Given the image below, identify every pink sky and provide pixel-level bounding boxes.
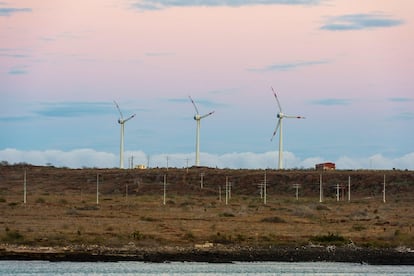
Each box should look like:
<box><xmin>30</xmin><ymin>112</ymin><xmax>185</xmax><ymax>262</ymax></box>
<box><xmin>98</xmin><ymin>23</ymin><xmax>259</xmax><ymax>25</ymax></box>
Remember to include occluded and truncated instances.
<box><xmin>1</xmin><ymin>0</ymin><xmax>413</xmax><ymax>169</ymax></box>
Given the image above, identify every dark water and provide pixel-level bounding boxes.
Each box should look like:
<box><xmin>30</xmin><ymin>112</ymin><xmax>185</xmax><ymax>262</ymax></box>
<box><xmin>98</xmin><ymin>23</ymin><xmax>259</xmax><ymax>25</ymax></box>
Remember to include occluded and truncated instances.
<box><xmin>0</xmin><ymin>261</ymin><xmax>413</xmax><ymax>275</ymax></box>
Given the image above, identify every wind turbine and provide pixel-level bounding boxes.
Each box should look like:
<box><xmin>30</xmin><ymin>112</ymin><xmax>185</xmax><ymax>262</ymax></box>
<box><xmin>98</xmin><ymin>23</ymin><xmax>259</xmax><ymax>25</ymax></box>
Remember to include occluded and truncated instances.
<box><xmin>270</xmin><ymin>87</ymin><xmax>305</xmax><ymax>170</ymax></box>
<box><xmin>114</xmin><ymin>101</ymin><xmax>135</xmax><ymax>169</ymax></box>
<box><xmin>189</xmin><ymin>96</ymin><xmax>214</xmax><ymax>167</ymax></box>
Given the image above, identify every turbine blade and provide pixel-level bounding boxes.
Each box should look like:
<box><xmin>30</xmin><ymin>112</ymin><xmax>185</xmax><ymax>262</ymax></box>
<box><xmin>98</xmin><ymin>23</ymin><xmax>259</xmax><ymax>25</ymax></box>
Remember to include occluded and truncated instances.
<box><xmin>188</xmin><ymin>96</ymin><xmax>199</xmax><ymax>114</ymax></box>
<box><xmin>200</xmin><ymin>111</ymin><xmax>215</xmax><ymax>119</ymax></box>
<box><xmin>271</xmin><ymin>119</ymin><xmax>281</xmax><ymax>141</ymax></box>
<box><xmin>285</xmin><ymin>114</ymin><xmax>306</xmax><ymax>119</ymax></box>
<box><xmin>123</xmin><ymin>114</ymin><xmax>136</xmax><ymax>123</ymax></box>
<box><xmin>113</xmin><ymin>100</ymin><xmax>124</xmax><ymax>119</ymax></box>
<box><xmin>271</xmin><ymin>87</ymin><xmax>283</xmax><ymax>112</ymax></box>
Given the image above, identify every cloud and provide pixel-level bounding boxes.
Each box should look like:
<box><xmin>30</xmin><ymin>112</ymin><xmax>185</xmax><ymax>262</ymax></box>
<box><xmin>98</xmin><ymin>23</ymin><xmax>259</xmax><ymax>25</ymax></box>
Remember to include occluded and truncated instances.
<box><xmin>8</xmin><ymin>67</ymin><xmax>28</xmax><ymax>75</ymax></box>
<box><xmin>131</xmin><ymin>0</ymin><xmax>324</xmax><ymax>10</ymax></box>
<box><xmin>311</xmin><ymin>98</ymin><xmax>352</xmax><ymax>106</ymax></box>
<box><xmin>34</xmin><ymin>102</ymin><xmax>114</xmax><ymax>118</ymax></box>
<box><xmin>0</xmin><ymin>53</ymin><xmax>29</xmax><ymax>58</ymax></box>
<box><xmin>0</xmin><ymin>48</ymin><xmax>31</xmax><ymax>60</ymax></box>
<box><xmin>389</xmin><ymin>97</ymin><xmax>414</xmax><ymax>103</ymax></box>
<box><xmin>0</xmin><ymin>148</ymin><xmax>117</xmax><ymax>168</ymax></box>
<box><xmin>0</xmin><ymin>115</ymin><xmax>34</xmax><ymax>122</ymax></box>
<box><xmin>321</xmin><ymin>13</ymin><xmax>404</xmax><ymax>31</ymax></box>
<box><xmin>1</xmin><ymin>148</ymin><xmax>413</xmax><ymax>170</ymax></box>
<box><xmin>0</xmin><ymin>7</ymin><xmax>32</xmax><ymax>16</ymax></box>
<box><xmin>336</xmin><ymin>153</ymin><xmax>414</xmax><ymax>170</ymax></box>
<box><xmin>393</xmin><ymin>112</ymin><xmax>414</xmax><ymax>121</ymax></box>
<box><xmin>249</xmin><ymin>60</ymin><xmax>329</xmax><ymax>72</ymax></box>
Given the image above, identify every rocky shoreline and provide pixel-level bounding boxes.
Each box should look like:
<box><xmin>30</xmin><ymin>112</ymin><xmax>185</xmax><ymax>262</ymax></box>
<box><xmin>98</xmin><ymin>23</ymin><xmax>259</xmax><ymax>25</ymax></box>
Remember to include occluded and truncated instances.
<box><xmin>1</xmin><ymin>244</ymin><xmax>413</xmax><ymax>265</ymax></box>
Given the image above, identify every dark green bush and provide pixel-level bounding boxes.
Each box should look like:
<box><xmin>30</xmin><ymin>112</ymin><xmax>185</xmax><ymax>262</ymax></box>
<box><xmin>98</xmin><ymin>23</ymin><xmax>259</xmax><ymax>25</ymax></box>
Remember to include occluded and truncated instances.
<box><xmin>2</xmin><ymin>229</ymin><xmax>24</xmax><ymax>242</ymax></box>
<box><xmin>310</xmin><ymin>233</ymin><xmax>348</xmax><ymax>245</ymax></box>
<box><xmin>219</xmin><ymin>212</ymin><xmax>235</xmax><ymax>217</ymax></box>
<box><xmin>261</xmin><ymin>216</ymin><xmax>286</xmax><ymax>223</ymax></box>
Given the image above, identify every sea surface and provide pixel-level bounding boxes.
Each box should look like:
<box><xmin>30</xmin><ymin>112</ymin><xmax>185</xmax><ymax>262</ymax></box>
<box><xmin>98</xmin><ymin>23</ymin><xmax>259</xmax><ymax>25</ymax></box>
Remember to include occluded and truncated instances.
<box><xmin>0</xmin><ymin>261</ymin><xmax>413</xmax><ymax>275</ymax></box>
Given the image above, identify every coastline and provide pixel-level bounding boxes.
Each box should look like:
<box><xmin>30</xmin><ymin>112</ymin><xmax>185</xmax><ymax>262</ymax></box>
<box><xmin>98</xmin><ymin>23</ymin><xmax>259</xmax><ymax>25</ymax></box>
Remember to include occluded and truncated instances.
<box><xmin>1</xmin><ymin>244</ymin><xmax>413</xmax><ymax>265</ymax></box>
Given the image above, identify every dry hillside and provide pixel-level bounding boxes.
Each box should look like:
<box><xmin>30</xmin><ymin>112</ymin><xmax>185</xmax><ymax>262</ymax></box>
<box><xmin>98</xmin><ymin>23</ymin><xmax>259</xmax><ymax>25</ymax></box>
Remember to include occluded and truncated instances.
<box><xmin>0</xmin><ymin>165</ymin><xmax>413</xmax><ymax>249</ymax></box>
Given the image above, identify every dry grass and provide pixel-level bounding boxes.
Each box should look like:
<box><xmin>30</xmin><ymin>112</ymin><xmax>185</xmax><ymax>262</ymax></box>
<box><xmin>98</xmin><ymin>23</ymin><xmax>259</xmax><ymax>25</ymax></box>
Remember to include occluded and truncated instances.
<box><xmin>1</xmin><ymin>193</ymin><xmax>413</xmax><ymax>248</ymax></box>
<box><xmin>0</xmin><ymin>165</ymin><xmax>413</xmax><ymax>249</ymax></box>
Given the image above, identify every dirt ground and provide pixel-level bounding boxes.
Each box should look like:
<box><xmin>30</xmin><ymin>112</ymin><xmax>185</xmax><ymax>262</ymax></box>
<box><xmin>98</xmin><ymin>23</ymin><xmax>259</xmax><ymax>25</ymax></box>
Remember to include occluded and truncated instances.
<box><xmin>0</xmin><ymin>165</ymin><xmax>413</xmax><ymax>249</ymax></box>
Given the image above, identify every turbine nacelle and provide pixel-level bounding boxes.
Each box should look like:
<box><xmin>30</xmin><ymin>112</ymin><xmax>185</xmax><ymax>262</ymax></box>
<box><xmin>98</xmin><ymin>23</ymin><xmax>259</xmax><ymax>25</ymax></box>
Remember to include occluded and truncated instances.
<box><xmin>118</xmin><ymin>114</ymin><xmax>136</xmax><ymax>124</ymax></box>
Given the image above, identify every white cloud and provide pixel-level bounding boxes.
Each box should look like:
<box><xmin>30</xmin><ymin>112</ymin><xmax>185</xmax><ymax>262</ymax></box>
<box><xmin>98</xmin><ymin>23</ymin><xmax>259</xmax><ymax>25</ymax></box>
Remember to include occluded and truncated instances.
<box><xmin>0</xmin><ymin>148</ymin><xmax>117</xmax><ymax>168</ymax></box>
<box><xmin>336</xmin><ymin>153</ymin><xmax>414</xmax><ymax>170</ymax></box>
<box><xmin>1</xmin><ymin>148</ymin><xmax>413</xmax><ymax>170</ymax></box>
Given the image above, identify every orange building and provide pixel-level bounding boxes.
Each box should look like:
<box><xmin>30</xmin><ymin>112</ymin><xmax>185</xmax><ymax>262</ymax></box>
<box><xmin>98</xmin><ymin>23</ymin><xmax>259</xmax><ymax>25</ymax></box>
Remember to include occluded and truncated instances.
<box><xmin>315</xmin><ymin>162</ymin><xmax>336</xmax><ymax>171</ymax></box>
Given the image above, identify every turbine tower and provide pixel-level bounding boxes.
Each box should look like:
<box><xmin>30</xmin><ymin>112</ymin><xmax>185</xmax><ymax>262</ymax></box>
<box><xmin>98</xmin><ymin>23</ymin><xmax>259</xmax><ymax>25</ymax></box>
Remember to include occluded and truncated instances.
<box><xmin>189</xmin><ymin>96</ymin><xmax>214</xmax><ymax>167</ymax></box>
<box><xmin>114</xmin><ymin>101</ymin><xmax>135</xmax><ymax>169</ymax></box>
<box><xmin>270</xmin><ymin>87</ymin><xmax>305</xmax><ymax>170</ymax></box>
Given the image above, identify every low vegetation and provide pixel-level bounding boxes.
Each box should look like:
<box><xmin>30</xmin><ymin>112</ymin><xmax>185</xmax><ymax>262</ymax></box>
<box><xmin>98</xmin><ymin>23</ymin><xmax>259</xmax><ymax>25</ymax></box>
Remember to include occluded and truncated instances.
<box><xmin>310</xmin><ymin>233</ymin><xmax>348</xmax><ymax>246</ymax></box>
<box><xmin>0</xmin><ymin>165</ymin><xmax>413</xmax><ymax>249</ymax></box>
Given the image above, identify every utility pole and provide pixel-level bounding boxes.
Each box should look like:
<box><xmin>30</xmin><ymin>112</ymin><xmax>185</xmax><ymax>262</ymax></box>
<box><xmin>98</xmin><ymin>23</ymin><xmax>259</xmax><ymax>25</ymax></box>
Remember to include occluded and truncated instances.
<box><xmin>218</xmin><ymin>186</ymin><xmax>222</xmax><ymax>202</ymax></box>
<box><xmin>163</xmin><ymin>174</ymin><xmax>167</xmax><ymax>205</ymax></box>
<box><xmin>129</xmin><ymin>155</ymin><xmax>134</xmax><ymax>169</ymax></box>
<box><xmin>125</xmin><ymin>184</ymin><xmax>128</xmax><ymax>202</ymax></box>
<box><xmin>185</xmin><ymin>158</ymin><xmax>189</xmax><ymax>173</ymax></box>
<box><xmin>383</xmin><ymin>174</ymin><xmax>386</xmax><ymax>203</ymax></box>
<box><xmin>336</xmin><ymin>184</ymin><xmax>340</xmax><ymax>202</ymax></box>
<box><xmin>348</xmin><ymin>176</ymin><xmax>351</xmax><ymax>202</ymax></box>
<box><xmin>263</xmin><ymin>171</ymin><xmax>267</xmax><ymax>205</ymax></box>
<box><xmin>200</xmin><ymin>172</ymin><xmax>204</xmax><ymax>189</ymax></box>
<box><xmin>225</xmin><ymin>177</ymin><xmax>229</xmax><ymax>205</ymax></box>
<box><xmin>319</xmin><ymin>174</ymin><xmax>323</xmax><ymax>203</ymax></box>
<box><xmin>293</xmin><ymin>184</ymin><xmax>301</xmax><ymax>201</ymax></box>
<box><xmin>23</xmin><ymin>169</ymin><xmax>27</xmax><ymax>205</ymax></box>
<box><xmin>259</xmin><ymin>182</ymin><xmax>263</xmax><ymax>199</ymax></box>
<box><xmin>96</xmin><ymin>173</ymin><xmax>101</xmax><ymax>205</ymax></box>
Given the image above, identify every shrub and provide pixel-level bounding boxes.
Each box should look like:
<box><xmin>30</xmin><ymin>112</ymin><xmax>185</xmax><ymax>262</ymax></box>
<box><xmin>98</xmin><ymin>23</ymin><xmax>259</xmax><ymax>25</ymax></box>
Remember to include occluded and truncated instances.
<box><xmin>235</xmin><ymin>233</ymin><xmax>247</xmax><ymax>242</ymax></box>
<box><xmin>210</xmin><ymin>232</ymin><xmax>233</xmax><ymax>244</ymax></box>
<box><xmin>261</xmin><ymin>216</ymin><xmax>286</xmax><ymax>223</ymax></box>
<box><xmin>59</xmin><ymin>199</ymin><xmax>68</xmax><ymax>205</ymax></box>
<box><xmin>76</xmin><ymin>205</ymin><xmax>99</xmax><ymax>211</ymax></box>
<box><xmin>183</xmin><ymin>231</ymin><xmax>195</xmax><ymax>241</ymax></box>
<box><xmin>316</xmin><ymin>204</ymin><xmax>330</xmax><ymax>211</ymax></box>
<box><xmin>2</xmin><ymin>229</ymin><xmax>24</xmax><ymax>242</ymax></box>
<box><xmin>65</xmin><ymin>208</ymin><xmax>79</xmax><ymax>216</ymax></box>
<box><xmin>180</xmin><ymin>201</ymin><xmax>193</xmax><ymax>207</ymax></box>
<box><xmin>140</xmin><ymin>216</ymin><xmax>159</xmax><ymax>222</ymax></box>
<box><xmin>132</xmin><ymin>230</ymin><xmax>145</xmax><ymax>240</ymax></box>
<box><xmin>35</xmin><ymin>197</ymin><xmax>45</xmax><ymax>204</ymax></box>
<box><xmin>352</xmin><ymin>224</ymin><xmax>366</xmax><ymax>231</ymax></box>
<box><xmin>219</xmin><ymin>212</ymin><xmax>235</xmax><ymax>218</ymax></box>
<box><xmin>310</xmin><ymin>233</ymin><xmax>348</xmax><ymax>245</ymax></box>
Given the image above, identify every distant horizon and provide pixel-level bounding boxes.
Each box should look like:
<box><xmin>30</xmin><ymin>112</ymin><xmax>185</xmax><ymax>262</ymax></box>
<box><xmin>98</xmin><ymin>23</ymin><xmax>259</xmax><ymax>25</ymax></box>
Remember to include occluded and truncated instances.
<box><xmin>1</xmin><ymin>148</ymin><xmax>412</xmax><ymax>171</ymax></box>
